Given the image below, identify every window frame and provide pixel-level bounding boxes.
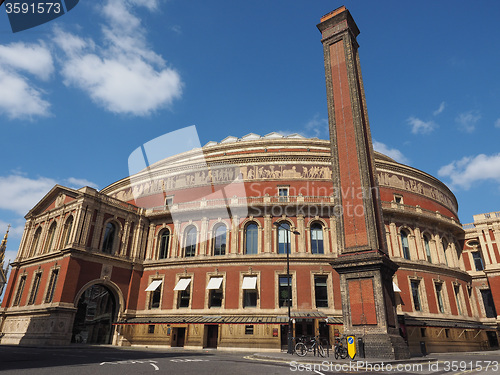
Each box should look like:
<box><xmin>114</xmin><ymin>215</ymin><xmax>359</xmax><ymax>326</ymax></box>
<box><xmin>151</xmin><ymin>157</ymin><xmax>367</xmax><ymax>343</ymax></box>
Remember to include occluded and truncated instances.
<box><xmin>240</xmin><ymin>273</ymin><xmax>259</xmax><ymax>309</ymax></box>
<box><xmin>423</xmin><ymin>234</ymin><xmax>432</xmax><ymax>263</ymax></box>
<box><xmin>277</xmin><ymin>222</ymin><xmax>291</xmax><ymax>254</ymax></box>
<box><xmin>442</xmin><ymin>238</ymin><xmax>450</xmax><ymax>266</ymax></box>
<box><xmin>400</xmin><ymin>230</ymin><xmax>411</xmax><ymax>260</ymax></box>
<box><xmin>244</xmin><ymin>222</ymin><xmax>259</xmax><ymax>255</ymax></box>
<box><xmin>62</xmin><ymin>216</ymin><xmax>74</xmax><ymax>247</ymax></box>
<box><xmin>310</xmin><ymin>223</ymin><xmax>324</xmax><ymax>254</ymax></box>
<box><xmin>277</xmin><ymin>186</ymin><xmax>289</xmax><ymax>202</ymax></box>
<box><xmin>147</xmin><ymin>278</ymin><xmax>163</xmax><ymax>309</ymax></box>
<box><xmin>31</xmin><ymin>227</ymin><xmax>42</xmax><ymax>257</ymax></box>
<box><xmin>454</xmin><ymin>284</ymin><xmax>463</xmax><ymax>315</ymax></box>
<box><xmin>174</xmin><ymin>276</ymin><xmax>193</xmax><ymax>309</ymax></box>
<box><xmin>44</xmin><ymin>268</ymin><xmax>59</xmax><ymax>303</ymax></box>
<box><xmin>410</xmin><ymin>279</ymin><xmax>422</xmax><ymax>312</ymax></box>
<box><xmin>13</xmin><ymin>274</ymin><xmax>27</xmax><ymax>306</ymax></box>
<box><xmin>183</xmin><ymin>226</ymin><xmax>197</xmax><ymax>258</ymax></box>
<box><xmin>158</xmin><ymin>229</ymin><xmax>170</xmax><ymax>260</ymax></box>
<box><xmin>472</xmin><ymin>251</ymin><xmax>484</xmax><ymax>271</ymax></box>
<box><xmin>28</xmin><ymin>272</ymin><xmax>42</xmax><ymax>305</ymax></box>
<box><xmin>278</xmin><ymin>275</ymin><xmax>293</xmax><ymax>308</ymax></box>
<box><xmin>212</xmin><ymin>224</ymin><xmax>227</xmax><ymax>256</ymax></box>
<box><xmin>102</xmin><ymin>221</ymin><xmax>117</xmax><ymax>254</ymax></box>
<box><xmin>313</xmin><ymin>275</ymin><xmax>329</xmax><ymax>308</ymax></box>
<box><xmin>44</xmin><ymin>222</ymin><xmax>57</xmax><ymax>253</ymax></box>
<box><xmin>435</xmin><ymin>282</ymin><xmax>445</xmax><ymax>314</ymax></box>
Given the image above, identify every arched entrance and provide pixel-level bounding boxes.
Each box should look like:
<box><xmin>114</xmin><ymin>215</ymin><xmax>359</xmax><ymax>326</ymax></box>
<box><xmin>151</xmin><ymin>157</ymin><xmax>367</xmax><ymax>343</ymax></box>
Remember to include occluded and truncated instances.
<box><xmin>71</xmin><ymin>284</ymin><xmax>116</xmax><ymax>344</ymax></box>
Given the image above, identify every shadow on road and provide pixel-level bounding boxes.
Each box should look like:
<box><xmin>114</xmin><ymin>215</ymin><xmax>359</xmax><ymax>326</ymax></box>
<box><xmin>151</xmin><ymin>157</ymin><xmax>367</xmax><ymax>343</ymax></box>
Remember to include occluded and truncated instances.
<box><xmin>0</xmin><ymin>345</ymin><xmax>215</xmax><ymax>371</ymax></box>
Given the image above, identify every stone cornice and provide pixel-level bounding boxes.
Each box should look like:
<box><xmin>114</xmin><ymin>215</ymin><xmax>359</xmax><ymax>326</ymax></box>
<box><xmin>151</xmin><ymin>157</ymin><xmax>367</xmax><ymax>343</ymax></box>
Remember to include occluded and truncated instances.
<box><xmin>394</xmin><ymin>259</ymin><xmax>471</xmax><ymax>281</ymax></box>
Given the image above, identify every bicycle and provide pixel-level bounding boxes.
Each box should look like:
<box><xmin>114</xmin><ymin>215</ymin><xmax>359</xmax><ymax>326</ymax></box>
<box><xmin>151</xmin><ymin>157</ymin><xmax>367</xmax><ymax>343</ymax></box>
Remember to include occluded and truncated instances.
<box><xmin>294</xmin><ymin>336</ymin><xmax>325</xmax><ymax>357</ymax></box>
<box><xmin>334</xmin><ymin>336</ymin><xmax>348</xmax><ymax>359</ymax></box>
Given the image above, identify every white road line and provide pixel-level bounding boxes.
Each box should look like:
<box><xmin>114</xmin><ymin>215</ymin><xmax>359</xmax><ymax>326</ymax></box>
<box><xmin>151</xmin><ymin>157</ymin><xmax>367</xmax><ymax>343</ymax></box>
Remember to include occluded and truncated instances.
<box><xmin>150</xmin><ymin>362</ymin><xmax>159</xmax><ymax>370</ymax></box>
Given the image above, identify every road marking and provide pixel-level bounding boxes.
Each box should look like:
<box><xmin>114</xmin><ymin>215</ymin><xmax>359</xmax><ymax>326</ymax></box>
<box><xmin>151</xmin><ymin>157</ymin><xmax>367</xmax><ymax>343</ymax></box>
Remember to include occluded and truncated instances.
<box><xmin>100</xmin><ymin>359</ymin><xmax>159</xmax><ymax>370</ymax></box>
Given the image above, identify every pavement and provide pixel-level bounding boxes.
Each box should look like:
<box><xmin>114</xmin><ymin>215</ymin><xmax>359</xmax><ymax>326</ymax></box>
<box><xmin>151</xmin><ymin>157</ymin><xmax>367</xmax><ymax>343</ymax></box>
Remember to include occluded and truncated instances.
<box><xmin>250</xmin><ymin>350</ymin><xmax>437</xmax><ymax>366</ymax></box>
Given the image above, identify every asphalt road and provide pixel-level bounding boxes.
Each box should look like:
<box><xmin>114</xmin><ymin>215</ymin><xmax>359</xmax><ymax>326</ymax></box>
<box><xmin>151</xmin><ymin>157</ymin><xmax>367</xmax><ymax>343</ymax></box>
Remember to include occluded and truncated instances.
<box><xmin>0</xmin><ymin>345</ymin><xmax>499</xmax><ymax>375</ymax></box>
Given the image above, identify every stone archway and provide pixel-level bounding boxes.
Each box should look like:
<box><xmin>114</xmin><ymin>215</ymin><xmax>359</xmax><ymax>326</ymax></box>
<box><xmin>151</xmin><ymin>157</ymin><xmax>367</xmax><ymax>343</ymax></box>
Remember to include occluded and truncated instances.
<box><xmin>71</xmin><ymin>284</ymin><xmax>117</xmax><ymax>344</ymax></box>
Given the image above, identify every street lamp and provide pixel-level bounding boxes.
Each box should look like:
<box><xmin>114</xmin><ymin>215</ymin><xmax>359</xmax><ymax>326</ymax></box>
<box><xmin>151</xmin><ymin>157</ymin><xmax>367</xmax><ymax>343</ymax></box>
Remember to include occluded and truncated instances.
<box><xmin>273</xmin><ymin>221</ymin><xmax>300</xmax><ymax>354</ymax></box>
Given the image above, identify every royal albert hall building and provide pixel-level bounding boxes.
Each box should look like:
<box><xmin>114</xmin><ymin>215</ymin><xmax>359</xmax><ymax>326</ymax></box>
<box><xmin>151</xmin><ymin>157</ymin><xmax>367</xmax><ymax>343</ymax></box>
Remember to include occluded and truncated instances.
<box><xmin>0</xmin><ymin>133</ymin><xmax>499</xmax><ymax>355</ymax></box>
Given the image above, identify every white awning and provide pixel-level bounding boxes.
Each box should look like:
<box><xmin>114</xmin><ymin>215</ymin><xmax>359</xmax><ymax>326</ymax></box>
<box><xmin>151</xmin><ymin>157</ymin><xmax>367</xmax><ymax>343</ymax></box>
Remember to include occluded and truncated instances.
<box><xmin>242</xmin><ymin>276</ymin><xmax>257</xmax><ymax>290</ymax></box>
<box><xmin>174</xmin><ymin>278</ymin><xmax>191</xmax><ymax>291</ymax></box>
<box><xmin>393</xmin><ymin>282</ymin><xmax>401</xmax><ymax>293</ymax></box>
<box><xmin>206</xmin><ymin>277</ymin><xmax>223</xmax><ymax>290</ymax></box>
<box><xmin>145</xmin><ymin>280</ymin><xmax>162</xmax><ymax>292</ymax></box>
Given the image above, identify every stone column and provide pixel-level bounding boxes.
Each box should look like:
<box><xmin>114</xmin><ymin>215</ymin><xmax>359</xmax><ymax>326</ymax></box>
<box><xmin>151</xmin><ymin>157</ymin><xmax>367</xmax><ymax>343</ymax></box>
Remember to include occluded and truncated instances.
<box><xmin>297</xmin><ymin>215</ymin><xmax>306</xmax><ymax>253</ymax></box>
<box><xmin>199</xmin><ymin>217</ymin><xmax>209</xmax><ymax>256</ymax></box>
<box><xmin>264</xmin><ymin>215</ymin><xmax>272</xmax><ymax>253</ymax></box>
<box><xmin>230</xmin><ymin>216</ymin><xmax>239</xmax><ymax>255</ymax></box>
<box><xmin>413</xmin><ymin>227</ymin><xmax>424</xmax><ymax>261</ymax></box>
<box><xmin>389</xmin><ymin>222</ymin><xmax>400</xmax><ymax>258</ymax></box>
<box><xmin>91</xmin><ymin>211</ymin><xmax>105</xmax><ymax>250</ymax></box>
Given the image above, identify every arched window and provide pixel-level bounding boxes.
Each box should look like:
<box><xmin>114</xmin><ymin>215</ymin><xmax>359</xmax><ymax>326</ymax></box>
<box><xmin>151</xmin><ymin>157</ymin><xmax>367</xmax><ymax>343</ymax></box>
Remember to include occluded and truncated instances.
<box><xmin>158</xmin><ymin>229</ymin><xmax>170</xmax><ymax>259</ymax></box>
<box><xmin>184</xmin><ymin>226</ymin><xmax>197</xmax><ymax>257</ymax></box>
<box><xmin>245</xmin><ymin>223</ymin><xmax>258</xmax><ymax>255</ymax></box>
<box><xmin>401</xmin><ymin>230</ymin><xmax>411</xmax><ymax>260</ymax></box>
<box><xmin>102</xmin><ymin>222</ymin><xmax>116</xmax><ymax>254</ymax></box>
<box><xmin>442</xmin><ymin>238</ymin><xmax>449</xmax><ymax>266</ymax></box>
<box><xmin>31</xmin><ymin>227</ymin><xmax>42</xmax><ymax>257</ymax></box>
<box><xmin>423</xmin><ymin>235</ymin><xmax>432</xmax><ymax>263</ymax></box>
<box><xmin>213</xmin><ymin>225</ymin><xmax>226</xmax><ymax>256</ymax></box>
<box><xmin>44</xmin><ymin>222</ymin><xmax>57</xmax><ymax>253</ymax></box>
<box><xmin>277</xmin><ymin>222</ymin><xmax>291</xmax><ymax>254</ymax></box>
<box><xmin>310</xmin><ymin>223</ymin><xmax>324</xmax><ymax>254</ymax></box>
<box><xmin>62</xmin><ymin>216</ymin><xmax>73</xmax><ymax>246</ymax></box>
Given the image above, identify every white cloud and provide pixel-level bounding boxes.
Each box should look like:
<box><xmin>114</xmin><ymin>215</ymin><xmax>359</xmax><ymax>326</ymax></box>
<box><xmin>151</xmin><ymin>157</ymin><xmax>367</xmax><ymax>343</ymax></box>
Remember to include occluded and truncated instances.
<box><xmin>0</xmin><ymin>42</ymin><xmax>54</xmax><ymax>81</ymax></box>
<box><xmin>0</xmin><ymin>41</ymin><xmax>54</xmax><ymax>120</ymax></box>
<box><xmin>407</xmin><ymin>116</ymin><xmax>436</xmax><ymax>134</ymax></box>
<box><xmin>373</xmin><ymin>140</ymin><xmax>409</xmax><ymax>164</ymax></box>
<box><xmin>304</xmin><ymin>115</ymin><xmax>329</xmax><ymax>138</ymax></box>
<box><xmin>0</xmin><ymin>68</ymin><xmax>52</xmax><ymax>120</ymax></box>
<box><xmin>456</xmin><ymin>110</ymin><xmax>481</xmax><ymax>133</ymax></box>
<box><xmin>438</xmin><ymin>153</ymin><xmax>500</xmax><ymax>190</ymax></box>
<box><xmin>53</xmin><ymin>0</ymin><xmax>182</xmax><ymax>116</ymax></box>
<box><xmin>0</xmin><ymin>174</ymin><xmax>57</xmax><ymax>216</ymax></box>
<box><xmin>494</xmin><ymin>118</ymin><xmax>500</xmax><ymax>128</ymax></box>
<box><xmin>66</xmin><ymin>177</ymin><xmax>99</xmax><ymax>189</ymax></box>
<box><xmin>0</xmin><ymin>174</ymin><xmax>98</xmax><ymax>216</ymax></box>
<box><xmin>433</xmin><ymin>101</ymin><xmax>446</xmax><ymax>116</ymax></box>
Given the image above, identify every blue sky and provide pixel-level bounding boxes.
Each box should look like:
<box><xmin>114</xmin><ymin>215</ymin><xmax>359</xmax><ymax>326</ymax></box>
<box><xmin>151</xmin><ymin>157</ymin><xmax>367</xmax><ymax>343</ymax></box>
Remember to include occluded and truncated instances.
<box><xmin>1</xmin><ymin>0</ymin><xmax>500</xmax><ymax>272</ymax></box>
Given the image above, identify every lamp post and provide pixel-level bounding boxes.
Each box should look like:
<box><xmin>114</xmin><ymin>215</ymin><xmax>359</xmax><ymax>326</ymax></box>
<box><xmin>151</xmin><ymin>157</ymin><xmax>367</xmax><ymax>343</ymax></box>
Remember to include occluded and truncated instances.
<box><xmin>274</xmin><ymin>221</ymin><xmax>300</xmax><ymax>354</ymax></box>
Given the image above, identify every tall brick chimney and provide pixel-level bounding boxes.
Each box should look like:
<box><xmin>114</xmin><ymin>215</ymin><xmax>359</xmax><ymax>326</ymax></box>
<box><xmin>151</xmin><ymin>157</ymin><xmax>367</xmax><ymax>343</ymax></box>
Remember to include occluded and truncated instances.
<box><xmin>318</xmin><ymin>6</ymin><xmax>410</xmax><ymax>359</ymax></box>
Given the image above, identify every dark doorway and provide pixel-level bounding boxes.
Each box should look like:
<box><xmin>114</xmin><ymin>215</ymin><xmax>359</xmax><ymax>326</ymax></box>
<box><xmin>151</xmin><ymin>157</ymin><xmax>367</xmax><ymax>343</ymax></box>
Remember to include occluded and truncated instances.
<box><xmin>318</xmin><ymin>321</ymin><xmax>330</xmax><ymax>348</ymax></box>
<box><xmin>295</xmin><ymin>319</ymin><xmax>314</xmax><ymax>339</ymax></box>
<box><xmin>172</xmin><ymin>327</ymin><xmax>186</xmax><ymax>347</ymax></box>
<box><xmin>205</xmin><ymin>325</ymin><xmax>218</xmax><ymax>348</ymax></box>
<box><xmin>71</xmin><ymin>284</ymin><xmax>116</xmax><ymax>344</ymax></box>
<box><xmin>280</xmin><ymin>324</ymin><xmax>290</xmax><ymax>350</ymax></box>
<box><xmin>487</xmin><ymin>331</ymin><xmax>499</xmax><ymax>348</ymax></box>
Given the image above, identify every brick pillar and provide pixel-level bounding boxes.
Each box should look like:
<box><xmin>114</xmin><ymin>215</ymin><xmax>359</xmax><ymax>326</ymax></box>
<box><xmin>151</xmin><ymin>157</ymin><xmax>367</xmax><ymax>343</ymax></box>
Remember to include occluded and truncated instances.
<box><xmin>318</xmin><ymin>6</ymin><xmax>409</xmax><ymax>359</ymax></box>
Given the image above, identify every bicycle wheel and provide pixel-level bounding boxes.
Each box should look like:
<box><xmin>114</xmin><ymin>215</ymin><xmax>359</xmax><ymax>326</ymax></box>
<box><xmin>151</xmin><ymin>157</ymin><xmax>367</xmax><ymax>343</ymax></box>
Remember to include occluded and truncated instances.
<box><xmin>295</xmin><ymin>342</ymin><xmax>307</xmax><ymax>357</ymax></box>
<box><xmin>317</xmin><ymin>343</ymin><xmax>326</xmax><ymax>357</ymax></box>
<box><xmin>340</xmin><ymin>346</ymin><xmax>348</xmax><ymax>359</ymax></box>
<box><xmin>334</xmin><ymin>346</ymin><xmax>339</xmax><ymax>359</ymax></box>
